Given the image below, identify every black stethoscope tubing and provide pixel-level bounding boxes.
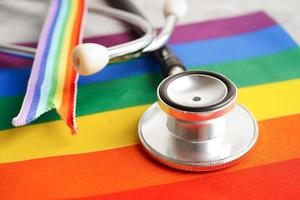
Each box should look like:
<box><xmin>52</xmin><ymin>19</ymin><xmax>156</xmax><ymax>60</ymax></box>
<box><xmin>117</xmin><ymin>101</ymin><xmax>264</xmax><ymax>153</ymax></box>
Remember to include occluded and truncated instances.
<box><xmin>106</xmin><ymin>0</ymin><xmax>186</xmax><ymax>77</ymax></box>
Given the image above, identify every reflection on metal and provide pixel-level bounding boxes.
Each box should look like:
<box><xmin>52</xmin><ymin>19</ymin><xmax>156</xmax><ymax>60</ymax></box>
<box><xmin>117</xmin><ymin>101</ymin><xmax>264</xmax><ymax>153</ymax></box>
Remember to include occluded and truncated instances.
<box><xmin>139</xmin><ymin>71</ymin><xmax>258</xmax><ymax>171</ymax></box>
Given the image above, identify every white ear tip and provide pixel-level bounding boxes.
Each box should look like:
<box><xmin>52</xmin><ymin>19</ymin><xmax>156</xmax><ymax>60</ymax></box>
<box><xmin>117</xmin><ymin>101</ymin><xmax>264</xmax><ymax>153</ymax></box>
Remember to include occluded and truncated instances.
<box><xmin>164</xmin><ymin>0</ymin><xmax>188</xmax><ymax>19</ymax></box>
<box><xmin>72</xmin><ymin>43</ymin><xmax>109</xmax><ymax>76</ymax></box>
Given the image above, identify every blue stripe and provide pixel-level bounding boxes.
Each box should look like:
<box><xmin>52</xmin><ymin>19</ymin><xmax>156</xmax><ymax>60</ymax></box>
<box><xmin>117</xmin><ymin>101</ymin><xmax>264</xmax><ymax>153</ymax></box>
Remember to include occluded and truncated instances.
<box><xmin>173</xmin><ymin>25</ymin><xmax>297</xmax><ymax>66</ymax></box>
<box><xmin>0</xmin><ymin>25</ymin><xmax>297</xmax><ymax>97</ymax></box>
<box><xmin>26</xmin><ymin>0</ymin><xmax>62</xmax><ymax>123</ymax></box>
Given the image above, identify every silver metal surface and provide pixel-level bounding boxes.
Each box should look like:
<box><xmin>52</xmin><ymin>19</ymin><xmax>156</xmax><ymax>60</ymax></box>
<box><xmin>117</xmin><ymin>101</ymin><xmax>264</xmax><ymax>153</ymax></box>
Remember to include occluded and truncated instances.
<box><xmin>166</xmin><ymin>74</ymin><xmax>228</xmax><ymax>108</ymax></box>
<box><xmin>0</xmin><ymin>44</ymin><xmax>35</xmax><ymax>58</ymax></box>
<box><xmin>138</xmin><ymin>103</ymin><xmax>258</xmax><ymax>171</ymax></box>
<box><xmin>168</xmin><ymin>66</ymin><xmax>185</xmax><ymax>76</ymax></box>
<box><xmin>167</xmin><ymin>115</ymin><xmax>226</xmax><ymax>141</ymax></box>
<box><xmin>142</xmin><ymin>15</ymin><xmax>177</xmax><ymax>52</ymax></box>
<box><xmin>89</xmin><ymin>6</ymin><xmax>154</xmax><ymax>59</ymax></box>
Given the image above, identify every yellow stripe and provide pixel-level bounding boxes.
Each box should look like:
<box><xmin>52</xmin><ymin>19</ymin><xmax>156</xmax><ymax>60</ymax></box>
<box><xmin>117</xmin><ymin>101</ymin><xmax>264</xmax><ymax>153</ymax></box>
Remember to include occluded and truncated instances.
<box><xmin>54</xmin><ymin>1</ymin><xmax>78</xmax><ymax>108</ymax></box>
<box><xmin>1</xmin><ymin>79</ymin><xmax>300</xmax><ymax>163</ymax></box>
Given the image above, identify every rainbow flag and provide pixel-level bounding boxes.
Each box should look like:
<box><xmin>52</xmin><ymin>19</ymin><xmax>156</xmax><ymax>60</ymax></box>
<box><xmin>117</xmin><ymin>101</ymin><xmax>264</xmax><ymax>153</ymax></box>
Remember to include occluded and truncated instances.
<box><xmin>0</xmin><ymin>11</ymin><xmax>299</xmax><ymax>199</ymax></box>
<box><xmin>12</xmin><ymin>0</ymin><xmax>87</xmax><ymax>133</ymax></box>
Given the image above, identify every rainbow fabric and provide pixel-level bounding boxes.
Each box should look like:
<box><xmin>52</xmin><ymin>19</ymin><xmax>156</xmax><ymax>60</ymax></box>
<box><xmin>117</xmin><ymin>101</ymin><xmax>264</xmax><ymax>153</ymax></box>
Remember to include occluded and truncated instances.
<box><xmin>12</xmin><ymin>0</ymin><xmax>87</xmax><ymax>133</ymax></box>
<box><xmin>0</xmin><ymin>11</ymin><xmax>299</xmax><ymax>199</ymax></box>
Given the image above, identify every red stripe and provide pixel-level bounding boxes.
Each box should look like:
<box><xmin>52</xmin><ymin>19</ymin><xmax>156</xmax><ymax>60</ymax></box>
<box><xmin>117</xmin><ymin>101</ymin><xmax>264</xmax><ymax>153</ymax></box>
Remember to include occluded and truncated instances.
<box><xmin>58</xmin><ymin>0</ymin><xmax>85</xmax><ymax>132</ymax></box>
<box><xmin>71</xmin><ymin>158</ymin><xmax>300</xmax><ymax>200</ymax></box>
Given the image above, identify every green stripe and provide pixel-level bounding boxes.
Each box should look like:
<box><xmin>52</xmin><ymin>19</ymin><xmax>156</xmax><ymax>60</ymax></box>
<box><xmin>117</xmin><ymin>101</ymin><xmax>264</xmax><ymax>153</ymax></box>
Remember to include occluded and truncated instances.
<box><xmin>47</xmin><ymin>0</ymin><xmax>71</xmax><ymax>107</ymax></box>
<box><xmin>1</xmin><ymin>48</ymin><xmax>300</xmax><ymax>131</ymax></box>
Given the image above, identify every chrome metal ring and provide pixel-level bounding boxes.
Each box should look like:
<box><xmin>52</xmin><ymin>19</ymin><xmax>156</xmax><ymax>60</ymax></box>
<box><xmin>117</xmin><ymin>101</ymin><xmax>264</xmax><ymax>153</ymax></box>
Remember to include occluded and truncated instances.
<box><xmin>138</xmin><ymin>70</ymin><xmax>258</xmax><ymax>171</ymax></box>
<box><xmin>158</xmin><ymin>71</ymin><xmax>236</xmax><ymax>112</ymax></box>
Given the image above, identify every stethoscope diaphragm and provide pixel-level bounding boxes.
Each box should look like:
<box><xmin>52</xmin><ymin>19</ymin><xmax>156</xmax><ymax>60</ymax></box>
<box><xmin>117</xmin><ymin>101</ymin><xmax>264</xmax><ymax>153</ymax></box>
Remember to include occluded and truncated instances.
<box><xmin>138</xmin><ymin>71</ymin><xmax>258</xmax><ymax>171</ymax></box>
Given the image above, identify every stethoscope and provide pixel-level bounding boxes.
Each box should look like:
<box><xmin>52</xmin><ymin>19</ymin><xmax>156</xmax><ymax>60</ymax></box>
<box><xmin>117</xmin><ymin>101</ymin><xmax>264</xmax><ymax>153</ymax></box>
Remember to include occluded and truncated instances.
<box><xmin>0</xmin><ymin>0</ymin><xmax>258</xmax><ymax>172</ymax></box>
<box><xmin>0</xmin><ymin>0</ymin><xmax>186</xmax><ymax>74</ymax></box>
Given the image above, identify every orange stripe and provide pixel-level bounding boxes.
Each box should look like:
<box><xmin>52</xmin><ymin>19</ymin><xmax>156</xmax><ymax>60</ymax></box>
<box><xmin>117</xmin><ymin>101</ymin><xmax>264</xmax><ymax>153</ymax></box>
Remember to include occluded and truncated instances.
<box><xmin>0</xmin><ymin>114</ymin><xmax>299</xmax><ymax>199</ymax></box>
<box><xmin>71</xmin><ymin>158</ymin><xmax>300</xmax><ymax>200</ymax></box>
<box><xmin>59</xmin><ymin>0</ymin><xmax>82</xmax><ymax>113</ymax></box>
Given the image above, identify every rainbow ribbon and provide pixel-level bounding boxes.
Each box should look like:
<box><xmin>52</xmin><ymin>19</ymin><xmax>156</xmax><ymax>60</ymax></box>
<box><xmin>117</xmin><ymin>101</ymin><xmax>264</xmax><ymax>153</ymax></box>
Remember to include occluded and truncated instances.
<box><xmin>12</xmin><ymin>0</ymin><xmax>87</xmax><ymax>133</ymax></box>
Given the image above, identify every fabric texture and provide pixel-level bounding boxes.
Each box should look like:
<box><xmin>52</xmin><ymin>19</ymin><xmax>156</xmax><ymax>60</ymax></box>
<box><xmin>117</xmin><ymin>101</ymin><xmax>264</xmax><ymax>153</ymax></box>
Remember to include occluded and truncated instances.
<box><xmin>0</xmin><ymin>6</ymin><xmax>299</xmax><ymax>200</ymax></box>
<box><xmin>11</xmin><ymin>0</ymin><xmax>87</xmax><ymax>133</ymax></box>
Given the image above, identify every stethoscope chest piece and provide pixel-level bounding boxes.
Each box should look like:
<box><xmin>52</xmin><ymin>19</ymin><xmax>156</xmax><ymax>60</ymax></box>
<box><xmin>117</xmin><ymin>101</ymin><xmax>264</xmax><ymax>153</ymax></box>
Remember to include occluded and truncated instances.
<box><xmin>138</xmin><ymin>71</ymin><xmax>258</xmax><ymax>171</ymax></box>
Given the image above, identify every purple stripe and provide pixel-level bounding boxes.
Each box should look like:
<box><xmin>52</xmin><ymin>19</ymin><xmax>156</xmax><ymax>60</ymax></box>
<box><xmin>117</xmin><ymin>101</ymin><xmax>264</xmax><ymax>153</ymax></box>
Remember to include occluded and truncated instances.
<box><xmin>12</xmin><ymin>0</ymin><xmax>60</xmax><ymax>126</ymax></box>
<box><xmin>26</xmin><ymin>0</ymin><xmax>63</xmax><ymax>124</ymax></box>
<box><xmin>0</xmin><ymin>11</ymin><xmax>276</xmax><ymax>68</ymax></box>
<box><xmin>83</xmin><ymin>11</ymin><xmax>276</xmax><ymax>46</ymax></box>
<box><xmin>0</xmin><ymin>53</ymin><xmax>33</xmax><ymax>67</ymax></box>
<box><xmin>82</xmin><ymin>33</ymin><xmax>135</xmax><ymax>47</ymax></box>
<box><xmin>84</xmin><ymin>11</ymin><xmax>276</xmax><ymax>46</ymax></box>
<box><xmin>169</xmin><ymin>11</ymin><xmax>276</xmax><ymax>43</ymax></box>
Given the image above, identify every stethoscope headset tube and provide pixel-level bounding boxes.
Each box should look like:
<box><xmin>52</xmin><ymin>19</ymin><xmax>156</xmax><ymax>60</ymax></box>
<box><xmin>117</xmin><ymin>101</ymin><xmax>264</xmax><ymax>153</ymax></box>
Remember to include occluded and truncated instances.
<box><xmin>0</xmin><ymin>0</ymin><xmax>188</xmax><ymax>76</ymax></box>
<box><xmin>107</xmin><ymin>0</ymin><xmax>259</xmax><ymax>172</ymax></box>
<box><xmin>106</xmin><ymin>0</ymin><xmax>187</xmax><ymax>77</ymax></box>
